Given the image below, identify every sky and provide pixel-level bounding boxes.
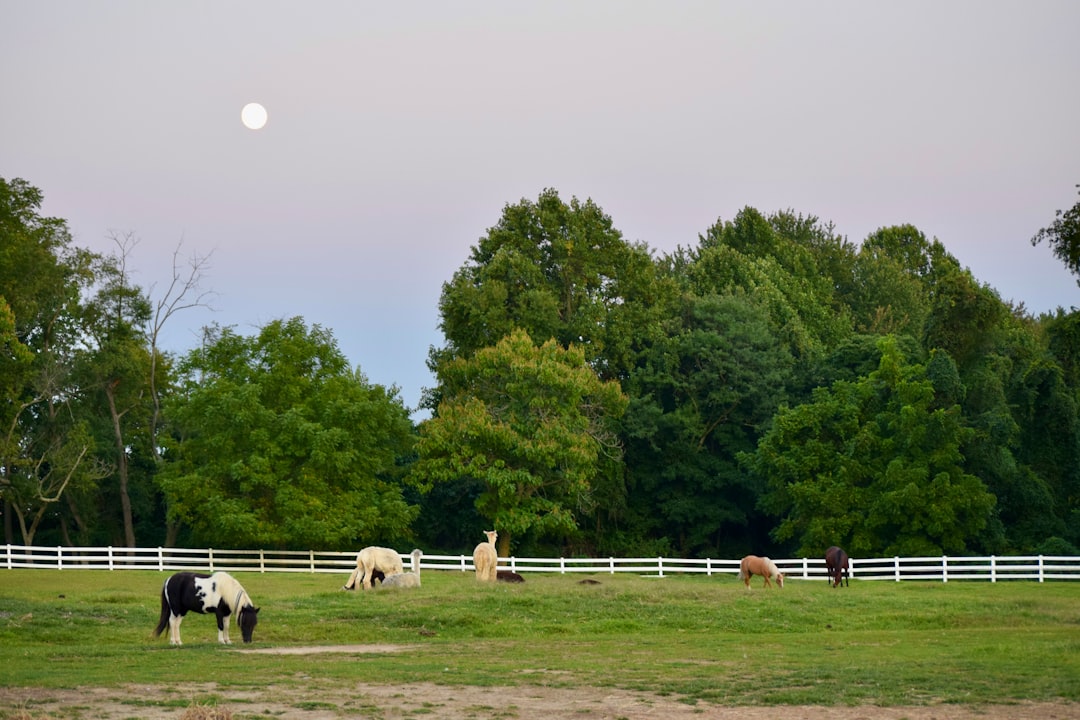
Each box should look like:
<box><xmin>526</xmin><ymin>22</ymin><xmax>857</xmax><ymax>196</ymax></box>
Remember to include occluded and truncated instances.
<box><xmin>2</xmin><ymin>1</ymin><xmax>1078</xmax><ymax>418</ymax></box>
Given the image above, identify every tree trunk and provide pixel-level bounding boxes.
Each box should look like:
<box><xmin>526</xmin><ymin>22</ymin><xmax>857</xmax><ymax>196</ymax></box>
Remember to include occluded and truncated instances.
<box><xmin>164</xmin><ymin>522</ymin><xmax>179</xmax><ymax>548</ymax></box>
<box><xmin>3</xmin><ymin>498</ymin><xmax>12</xmax><ymax>544</ymax></box>
<box><xmin>105</xmin><ymin>381</ymin><xmax>136</xmax><ymax>547</ymax></box>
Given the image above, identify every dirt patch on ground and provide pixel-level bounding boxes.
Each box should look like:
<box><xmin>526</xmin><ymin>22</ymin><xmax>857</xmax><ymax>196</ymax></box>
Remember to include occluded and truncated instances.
<box><xmin>238</xmin><ymin>643</ymin><xmax>415</xmax><ymax>655</ymax></box>
<box><xmin>1</xmin><ymin>647</ymin><xmax>1076</xmax><ymax>719</ymax></box>
<box><xmin>2</xmin><ymin>683</ymin><xmax>1076</xmax><ymax>719</ymax></box>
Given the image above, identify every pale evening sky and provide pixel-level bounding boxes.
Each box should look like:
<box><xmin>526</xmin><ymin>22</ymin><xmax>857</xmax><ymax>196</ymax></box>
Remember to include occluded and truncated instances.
<box><xmin>2</xmin><ymin>1</ymin><xmax>1078</xmax><ymax>417</ymax></box>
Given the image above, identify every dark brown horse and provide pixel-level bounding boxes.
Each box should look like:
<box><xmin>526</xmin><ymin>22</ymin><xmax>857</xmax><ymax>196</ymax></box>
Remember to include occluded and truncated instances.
<box><xmin>825</xmin><ymin>546</ymin><xmax>849</xmax><ymax>588</ymax></box>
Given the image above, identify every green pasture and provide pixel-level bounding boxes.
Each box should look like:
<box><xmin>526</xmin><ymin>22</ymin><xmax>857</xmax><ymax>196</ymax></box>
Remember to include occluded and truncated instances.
<box><xmin>0</xmin><ymin>568</ymin><xmax>1077</xmax><ymax>709</ymax></box>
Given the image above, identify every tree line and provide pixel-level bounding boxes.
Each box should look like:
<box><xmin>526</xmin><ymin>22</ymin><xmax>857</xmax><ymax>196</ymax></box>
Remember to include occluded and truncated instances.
<box><xmin>3</xmin><ymin>177</ymin><xmax>1078</xmax><ymax>559</ymax></box>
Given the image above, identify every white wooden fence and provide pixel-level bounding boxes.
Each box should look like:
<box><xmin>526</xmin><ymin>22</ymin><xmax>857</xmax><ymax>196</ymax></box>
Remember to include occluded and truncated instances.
<box><xmin>2</xmin><ymin>544</ymin><xmax>1078</xmax><ymax>582</ymax></box>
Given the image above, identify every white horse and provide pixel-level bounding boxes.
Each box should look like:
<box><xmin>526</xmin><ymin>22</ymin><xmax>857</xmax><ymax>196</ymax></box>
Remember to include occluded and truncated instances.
<box><xmin>153</xmin><ymin>571</ymin><xmax>259</xmax><ymax>645</ymax></box>
<box><xmin>472</xmin><ymin>530</ymin><xmax>498</xmax><ymax>582</ymax></box>
<box><xmin>381</xmin><ymin>549</ymin><xmax>422</xmax><ymax>589</ymax></box>
<box><xmin>343</xmin><ymin>546</ymin><xmax>404</xmax><ymax>590</ymax></box>
<box><xmin>738</xmin><ymin>555</ymin><xmax>785</xmax><ymax>590</ymax></box>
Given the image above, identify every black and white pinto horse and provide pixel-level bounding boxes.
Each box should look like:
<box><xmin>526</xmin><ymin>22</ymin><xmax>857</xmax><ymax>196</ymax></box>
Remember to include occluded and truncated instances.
<box><xmin>153</xmin><ymin>571</ymin><xmax>259</xmax><ymax>645</ymax></box>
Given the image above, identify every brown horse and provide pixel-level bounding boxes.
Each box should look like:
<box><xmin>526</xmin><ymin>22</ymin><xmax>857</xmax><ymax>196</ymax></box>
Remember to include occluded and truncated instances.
<box><xmin>738</xmin><ymin>555</ymin><xmax>784</xmax><ymax>590</ymax></box>
<box><xmin>825</xmin><ymin>546</ymin><xmax>849</xmax><ymax>588</ymax></box>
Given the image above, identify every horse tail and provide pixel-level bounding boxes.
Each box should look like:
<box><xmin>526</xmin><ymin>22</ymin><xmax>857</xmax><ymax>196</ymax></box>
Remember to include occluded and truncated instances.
<box><xmin>152</xmin><ymin>579</ymin><xmax>170</xmax><ymax>638</ymax></box>
<box><xmin>737</xmin><ymin>557</ymin><xmax>749</xmax><ymax>581</ymax></box>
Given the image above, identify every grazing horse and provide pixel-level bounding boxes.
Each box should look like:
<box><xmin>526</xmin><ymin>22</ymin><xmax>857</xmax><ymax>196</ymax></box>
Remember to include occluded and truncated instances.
<box><xmin>825</xmin><ymin>546</ymin><xmax>850</xmax><ymax>588</ymax></box>
<box><xmin>153</xmin><ymin>571</ymin><xmax>259</xmax><ymax>645</ymax></box>
<box><xmin>343</xmin><ymin>546</ymin><xmax>404</xmax><ymax>590</ymax></box>
<box><xmin>738</xmin><ymin>555</ymin><xmax>784</xmax><ymax>590</ymax></box>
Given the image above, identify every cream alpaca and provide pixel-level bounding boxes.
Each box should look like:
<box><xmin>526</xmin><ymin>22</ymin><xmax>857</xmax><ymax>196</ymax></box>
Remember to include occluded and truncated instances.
<box><xmin>472</xmin><ymin>530</ymin><xmax>498</xmax><ymax>582</ymax></box>
<box><xmin>343</xmin><ymin>546</ymin><xmax>404</xmax><ymax>590</ymax></box>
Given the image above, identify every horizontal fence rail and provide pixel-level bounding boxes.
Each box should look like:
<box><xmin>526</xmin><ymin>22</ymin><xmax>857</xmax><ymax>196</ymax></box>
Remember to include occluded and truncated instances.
<box><xmin>2</xmin><ymin>544</ymin><xmax>1078</xmax><ymax>582</ymax></box>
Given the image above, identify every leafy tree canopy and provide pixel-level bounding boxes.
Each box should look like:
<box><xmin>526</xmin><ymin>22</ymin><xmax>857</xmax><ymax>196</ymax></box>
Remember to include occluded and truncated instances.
<box><xmin>414</xmin><ymin>329</ymin><xmax>628</xmax><ymax>554</ymax></box>
<box><xmin>158</xmin><ymin>317</ymin><xmax>416</xmax><ymax>550</ymax></box>
<box><xmin>1031</xmin><ymin>184</ymin><xmax>1080</xmax><ymax>286</ymax></box>
<box><xmin>620</xmin><ymin>292</ymin><xmax>794</xmax><ymax>556</ymax></box>
<box><xmin>748</xmin><ymin>336</ymin><xmax>996</xmax><ymax>556</ymax></box>
<box><xmin>681</xmin><ymin>208</ymin><xmax>852</xmax><ymax>358</ymax></box>
<box><xmin>432</xmin><ymin>188</ymin><xmax>672</xmax><ymax>386</ymax></box>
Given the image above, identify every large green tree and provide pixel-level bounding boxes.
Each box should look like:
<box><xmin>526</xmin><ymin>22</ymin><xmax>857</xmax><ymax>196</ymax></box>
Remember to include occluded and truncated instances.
<box><xmin>749</xmin><ymin>336</ymin><xmax>996</xmax><ymax>556</ymax></box>
<box><xmin>431</xmin><ymin>188</ymin><xmax>672</xmax><ymax>385</ymax></box>
<box><xmin>158</xmin><ymin>317</ymin><xmax>416</xmax><ymax>549</ymax></box>
<box><xmin>682</xmin><ymin>208</ymin><xmax>852</xmax><ymax>360</ymax></box>
<box><xmin>620</xmin><ymin>292</ymin><xmax>793</xmax><ymax>557</ymax></box>
<box><xmin>0</xmin><ymin>177</ymin><xmax>107</xmax><ymax>545</ymax></box>
<box><xmin>74</xmin><ymin>245</ymin><xmax>156</xmax><ymax>547</ymax></box>
<box><xmin>413</xmin><ymin>329</ymin><xmax>628</xmax><ymax>556</ymax></box>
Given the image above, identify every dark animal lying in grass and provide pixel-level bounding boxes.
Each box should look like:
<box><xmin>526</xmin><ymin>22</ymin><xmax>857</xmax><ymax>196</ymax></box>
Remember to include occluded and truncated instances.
<box><xmin>343</xmin><ymin>569</ymin><xmax>384</xmax><ymax>590</ymax></box>
<box><xmin>496</xmin><ymin>570</ymin><xmax>524</xmax><ymax>583</ymax></box>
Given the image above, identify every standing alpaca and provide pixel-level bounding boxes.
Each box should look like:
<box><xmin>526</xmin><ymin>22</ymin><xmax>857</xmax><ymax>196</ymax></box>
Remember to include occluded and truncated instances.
<box><xmin>381</xmin><ymin>549</ymin><xmax>422</xmax><ymax>589</ymax></box>
<box><xmin>472</xmin><ymin>530</ymin><xmax>498</xmax><ymax>582</ymax></box>
<box><xmin>342</xmin><ymin>546</ymin><xmax>404</xmax><ymax>590</ymax></box>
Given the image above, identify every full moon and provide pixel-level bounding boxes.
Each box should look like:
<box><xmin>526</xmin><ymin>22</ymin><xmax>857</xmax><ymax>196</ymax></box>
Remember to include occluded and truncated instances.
<box><xmin>241</xmin><ymin>102</ymin><xmax>268</xmax><ymax>130</ymax></box>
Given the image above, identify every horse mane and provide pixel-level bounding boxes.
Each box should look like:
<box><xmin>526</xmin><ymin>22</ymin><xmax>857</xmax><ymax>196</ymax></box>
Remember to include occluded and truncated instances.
<box><xmin>154</xmin><ymin>571</ymin><xmax>259</xmax><ymax>645</ymax></box>
<box><xmin>213</xmin><ymin>571</ymin><xmax>253</xmax><ymax>611</ymax></box>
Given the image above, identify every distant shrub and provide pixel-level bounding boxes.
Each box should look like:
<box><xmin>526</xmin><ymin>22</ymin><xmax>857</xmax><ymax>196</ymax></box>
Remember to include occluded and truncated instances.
<box><xmin>1033</xmin><ymin>536</ymin><xmax>1079</xmax><ymax>556</ymax></box>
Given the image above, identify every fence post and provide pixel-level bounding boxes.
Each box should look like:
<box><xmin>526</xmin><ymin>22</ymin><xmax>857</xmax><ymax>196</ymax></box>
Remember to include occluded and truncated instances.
<box><xmin>309</xmin><ymin>550</ymin><xmax>314</xmax><ymax>573</ymax></box>
<box><xmin>158</xmin><ymin>547</ymin><xmax>164</xmax><ymax>572</ymax></box>
<box><xmin>802</xmin><ymin>557</ymin><xmax>809</xmax><ymax>579</ymax></box>
<box><xmin>990</xmin><ymin>555</ymin><xmax>996</xmax><ymax>583</ymax></box>
<box><xmin>610</xmin><ymin>557</ymin><xmax>615</xmax><ymax>574</ymax></box>
<box><xmin>5</xmin><ymin>544</ymin><xmax>10</xmax><ymax>570</ymax></box>
<box><xmin>57</xmin><ymin>546</ymin><xmax>63</xmax><ymax>571</ymax></box>
<box><xmin>460</xmin><ymin>555</ymin><xmax>467</xmax><ymax>572</ymax></box>
<box><xmin>1039</xmin><ymin>555</ymin><xmax>1044</xmax><ymax>583</ymax></box>
<box><xmin>658</xmin><ymin>556</ymin><xmax>664</xmax><ymax>578</ymax></box>
<box><xmin>942</xmin><ymin>555</ymin><xmax>948</xmax><ymax>583</ymax></box>
<box><xmin>560</xmin><ymin>557</ymin><xmax>566</xmax><ymax>574</ymax></box>
<box><xmin>707</xmin><ymin>558</ymin><xmax>712</xmax><ymax>577</ymax></box>
<box><xmin>209</xmin><ymin>548</ymin><xmax>214</xmax><ymax>572</ymax></box>
<box><xmin>108</xmin><ymin>546</ymin><xmax>114</xmax><ymax>571</ymax></box>
<box><xmin>895</xmin><ymin>556</ymin><xmax>901</xmax><ymax>582</ymax></box>
<box><xmin>510</xmin><ymin>556</ymin><xmax>517</xmax><ymax>572</ymax></box>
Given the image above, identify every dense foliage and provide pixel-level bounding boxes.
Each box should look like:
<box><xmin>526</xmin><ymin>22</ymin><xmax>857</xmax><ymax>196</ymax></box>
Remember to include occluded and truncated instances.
<box><xmin>2</xmin><ymin>177</ymin><xmax>1078</xmax><ymax>557</ymax></box>
<box><xmin>157</xmin><ymin>318</ymin><xmax>417</xmax><ymax>549</ymax></box>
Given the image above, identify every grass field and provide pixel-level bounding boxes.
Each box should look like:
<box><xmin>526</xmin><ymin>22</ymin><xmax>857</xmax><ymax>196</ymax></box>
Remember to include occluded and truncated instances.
<box><xmin>0</xmin><ymin>568</ymin><xmax>1077</xmax><ymax>711</ymax></box>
